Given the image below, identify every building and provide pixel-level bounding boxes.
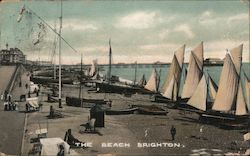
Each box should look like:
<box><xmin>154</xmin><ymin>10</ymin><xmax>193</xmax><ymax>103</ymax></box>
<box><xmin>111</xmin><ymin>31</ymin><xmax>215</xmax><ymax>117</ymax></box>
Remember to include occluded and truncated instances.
<box><xmin>0</xmin><ymin>47</ymin><xmax>26</xmax><ymax>64</ymax></box>
<box><xmin>204</xmin><ymin>58</ymin><xmax>223</xmax><ymax>65</ymax></box>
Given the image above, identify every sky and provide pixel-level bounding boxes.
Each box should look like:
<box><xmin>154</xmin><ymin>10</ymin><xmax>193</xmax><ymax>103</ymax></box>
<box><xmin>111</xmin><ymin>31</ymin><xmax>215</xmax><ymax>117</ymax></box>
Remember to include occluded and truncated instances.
<box><xmin>0</xmin><ymin>0</ymin><xmax>249</xmax><ymax>64</ymax></box>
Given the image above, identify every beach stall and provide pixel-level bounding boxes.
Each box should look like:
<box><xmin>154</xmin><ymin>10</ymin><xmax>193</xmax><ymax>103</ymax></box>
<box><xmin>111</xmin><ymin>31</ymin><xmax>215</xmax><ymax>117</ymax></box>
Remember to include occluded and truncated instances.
<box><xmin>26</xmin><ymin>97</ymin><xmax>39</xmax><ymax>111</ymax></box>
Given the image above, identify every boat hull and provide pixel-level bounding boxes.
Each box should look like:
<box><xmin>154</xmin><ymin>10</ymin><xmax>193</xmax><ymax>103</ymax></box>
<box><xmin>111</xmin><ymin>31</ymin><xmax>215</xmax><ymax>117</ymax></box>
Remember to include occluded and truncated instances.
<box><xmin>105</xmin><ymin>107</ymin><xmax>138</xmax><ymax>115</ymax></box>
<box><xmin>198</xmin><ymin>111</ymin><xmax>250</xmax><ymax>128</ymax></box>
<box><xmin>132</xmin><ymin>104</ymin><xmax>168</xmax><ymax>116</ymax></box>
<box><xmin>66</xmin><ymin>96</ymin><xmax>106</xmax><ymax>108</ymax></box>
<box><xmin>96</xmin><ymin>82</ymin><xmax>141</xmax><ymax>94</ymax></box>
<box><xmin>31</xmin><ymin>76</ymin><xmax>73</xmax><ymax>85</ymax></box>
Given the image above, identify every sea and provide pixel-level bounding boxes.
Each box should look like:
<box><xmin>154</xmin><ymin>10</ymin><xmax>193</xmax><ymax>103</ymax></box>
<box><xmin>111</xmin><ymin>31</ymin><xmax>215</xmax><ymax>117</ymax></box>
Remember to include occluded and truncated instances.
<box><xmin>99</xmin><ymin>63</ymin><xmax>249</xmax><ymax>95</ymax></box>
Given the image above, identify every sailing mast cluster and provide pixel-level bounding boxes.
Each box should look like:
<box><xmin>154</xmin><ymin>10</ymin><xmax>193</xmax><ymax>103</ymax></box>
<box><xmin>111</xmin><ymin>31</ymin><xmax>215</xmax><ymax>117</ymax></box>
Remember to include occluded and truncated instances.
<box><xmin>150</xmin><ymin>42</ymin><xmax>249</xmax><ymax>125</ymax></box>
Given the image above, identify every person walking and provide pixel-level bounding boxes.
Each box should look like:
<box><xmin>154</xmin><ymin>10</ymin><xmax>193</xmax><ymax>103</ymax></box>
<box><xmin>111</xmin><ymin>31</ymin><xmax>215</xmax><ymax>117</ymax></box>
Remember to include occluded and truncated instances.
<box><xmin>170</xmin><ymin>125</ymin><xmax>176</xmax><ymax>141</ymax></box>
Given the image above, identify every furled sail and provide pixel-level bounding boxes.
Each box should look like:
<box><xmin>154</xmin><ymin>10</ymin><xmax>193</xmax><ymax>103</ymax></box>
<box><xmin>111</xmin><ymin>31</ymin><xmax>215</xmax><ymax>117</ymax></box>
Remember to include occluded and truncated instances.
<box><xmin>208</xmin><ymin>74</ymin><xmax>218</xmax><ymax>101</ymax></box>
<box><xmin>138</xmin><ymin>74</ymin><xmax>147</xmax><ymax>86</ymax></box>
<box><xmin>212</xmin><ymin>54</ymin><xmax>239</xmax><ymax>112</ymax></box>
<box><xmin>187</xmin><ymin>75</ymin><xmax>207</xmax><ymax>111</ymax></box>
<box><xmin>235</xmin><ymin>81</ymin><xmax>247</xmax><ymax>115</ymax></box>
<box><xmin>181</xmin><ymin>52</ymin><xmax>203</xmax><ymax>99</ymax></box>
<box><xmin>145</xmin><ymin>69</ymin><xmax>158</xmax><ymax>92</ymax></box>
<box><xmin>230</xmin><ymin>44</ymin><xmax>243</xmax><ymax>75</ymax></box>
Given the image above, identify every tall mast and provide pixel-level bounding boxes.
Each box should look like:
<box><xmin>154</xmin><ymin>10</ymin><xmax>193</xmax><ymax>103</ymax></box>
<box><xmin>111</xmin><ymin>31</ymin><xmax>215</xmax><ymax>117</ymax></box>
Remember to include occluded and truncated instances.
<box><xmin>134</xmin><ymin>61</ymin><xmax>137</xmax><ymax>85</ymax></box>
<box><xmin>108</xmin><ymin>39</ymin><xmax>112</xmax><ymax>84</ymax></box>
<box><xmin>79</xmin><ymin>54</ymin><xmax>82</xmax><ymax>98</ymax></box>
<box><xmin>58</xmin><ymin>0</ymin><xmax>62</xmax><ymax>108</ymax></box>
<box><xmin>79</xmin><ymin>54</ymin><xmax>83</xmax><ymax>107</ymax></box>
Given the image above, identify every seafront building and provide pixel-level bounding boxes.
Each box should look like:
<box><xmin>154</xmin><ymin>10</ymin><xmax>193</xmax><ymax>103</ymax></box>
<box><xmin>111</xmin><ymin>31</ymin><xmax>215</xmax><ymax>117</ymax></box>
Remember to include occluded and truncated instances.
<box><xmin>0</xmin><ymin>45</ymin><xmax>26</xmax><ymax>64</ymax></box>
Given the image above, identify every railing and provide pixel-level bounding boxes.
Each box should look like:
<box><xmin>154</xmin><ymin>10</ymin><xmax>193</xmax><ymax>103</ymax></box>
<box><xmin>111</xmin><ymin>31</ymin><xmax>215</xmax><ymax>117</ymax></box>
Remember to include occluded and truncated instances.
<box><xmin>6</xmin><ymin>65</ymin><xmax>20</xmax><ymax>93</ymax></box>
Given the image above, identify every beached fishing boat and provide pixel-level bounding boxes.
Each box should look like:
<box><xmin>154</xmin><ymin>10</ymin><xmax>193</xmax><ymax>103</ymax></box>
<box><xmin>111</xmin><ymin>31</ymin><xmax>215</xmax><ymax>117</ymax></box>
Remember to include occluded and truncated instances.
<box><xmin>105</xmin><ymin>107</ymin><xmax>138</xmax><ymax>115</ymax></box>
<box><xmin>30</xmin><ymin>76</ymin><xmax>74</xmax><ymax>84</ymax></box>
<box><xmin>142</xmin><ymin>68</ymin><xmax>161</xmax><ymax>94</ymax></box>
<box><xmin>65</xmin><ymin>96</ymin><xmax>106</xmax><ymax>108</ymax></box>
<box><xmin>185</xmin><ymin>44</ymin><xmax>250</xmax><ymax>126</ymax></box>
<box><xmin>181</xmin><ymin>42</ymin><xmax>204</xmax><ymax>102</ymax></box>
<box><xmin>154</xmin><ymin>45</ymin><xmax>185</xmax><ymax>103</ymax></box>
<box><xmin>95</xmin><ymin>40</ymin><xmax>143</xmax><ymax>94</ymax></box>
<box><xmin>177</xmin><ymin>73</ymin><xmax>218</xmax><ymax>112</ymax></box>
<box><xmin>132</xmin><ymin>104</ymin><xmax>168</xmax><ymax>115</ymax></box>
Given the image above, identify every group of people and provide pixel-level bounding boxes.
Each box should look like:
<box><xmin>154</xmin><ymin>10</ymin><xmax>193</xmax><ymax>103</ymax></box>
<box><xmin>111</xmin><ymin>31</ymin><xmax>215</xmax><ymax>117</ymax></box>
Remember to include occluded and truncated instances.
<box><xmin>1</xmin><ymin>90</ymin><xmax>18</xmax><ymax>111</ymax></box>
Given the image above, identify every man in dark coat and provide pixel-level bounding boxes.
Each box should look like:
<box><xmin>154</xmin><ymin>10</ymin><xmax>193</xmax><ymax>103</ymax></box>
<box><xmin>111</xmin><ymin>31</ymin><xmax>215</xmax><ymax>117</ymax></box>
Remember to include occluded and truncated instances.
<box><xmin>170</xmin><ymin>125</ymin><xmax>176</xmax><ymax>141</ymax></box>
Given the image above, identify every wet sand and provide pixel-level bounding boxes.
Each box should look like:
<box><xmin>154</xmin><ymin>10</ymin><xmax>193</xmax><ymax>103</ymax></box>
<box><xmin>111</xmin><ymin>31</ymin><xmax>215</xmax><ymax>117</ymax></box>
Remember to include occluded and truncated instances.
<box><xmin>20</xmin><ymin>85</ymin><xmax>247</xmax><ymax>155</ymax></box>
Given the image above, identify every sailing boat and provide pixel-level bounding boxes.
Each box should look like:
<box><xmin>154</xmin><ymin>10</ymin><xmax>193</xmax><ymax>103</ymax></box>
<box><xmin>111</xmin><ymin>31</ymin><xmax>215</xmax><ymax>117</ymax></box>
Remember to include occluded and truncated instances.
<box><xmin>143</xmin><ymin>68</ymin><xmax>159</xmax><ymax>93</ymax></box>
<box><xmin>66</xmin><ymin>56</ymin><xmax>106</xmax><ymax>107</ymax></box>
<box><xmin>181</xmin><ymin>42</ymin><xmax>204</xmax><ymax>101</ymax></box>
<box><xmin>154</xmin><ymin>45</ymin><xmax>185</xmax><ymax>103</ymax></box>
<box><xmin>95</xmin><ymin>40</ymin><xmax>142</xmax><ymax>94</ymax></box>
<box><xmin>190</xmin><ymin>44</ymin><xmax>249</xmax><ymax>126</ymax></box>
<box><xmin>179</xmin><ymin>73</ymin><xmax>218</xmax><ymax>112</ymax></box>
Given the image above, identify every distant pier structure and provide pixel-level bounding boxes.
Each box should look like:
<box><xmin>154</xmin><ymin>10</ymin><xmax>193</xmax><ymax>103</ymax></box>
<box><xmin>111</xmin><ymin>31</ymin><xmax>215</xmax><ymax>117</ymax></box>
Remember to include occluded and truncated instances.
<box><xmin>0</xmin><ymin>45</ymin><xmax>26</xmax><ymax>65</ymax></box>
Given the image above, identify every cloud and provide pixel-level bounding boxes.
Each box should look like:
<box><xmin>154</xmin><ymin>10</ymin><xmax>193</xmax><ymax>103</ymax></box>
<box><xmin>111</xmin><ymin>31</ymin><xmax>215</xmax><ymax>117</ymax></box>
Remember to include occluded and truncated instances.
<box><xmin>173</xmin><ymin>24</ymin><xmax>194</xmax><ymax>38</ymax></box>
<box><xmin>78</xmin><ymin>46</ymin><xmax>107</xmax><ymax>53</ymax></box>
<box><xmin>205</xmin><ymin>39</ymin><xmax>249</xmax><ymax>61</ymax></box>
<box><xmin>227</xmin><ymin>13</ymin><xmax>248</xmax><ymax>23</ymax></box>
<box><xmin>199</xmin><ymin>10</ymin><xmax>216</xmax><ymax>25</ymax></box>
<box><xmin>158</xmin><ymin>29</ymin><xmax>170</xmax><ymax>39</ymax></box>
<box><xmin>62</xmin><ymin>19</ymin><xmax>98</xmax><ymax>31</ymax></box>
<box><xmin>139</xmin><ymin>43</ymin><xmax>179</xmax><ymax>51</ymax></box>
<box><xmin>115</xmin><ymin>11</ymin><xmax>164</xmax><ymax>29</ymax></box>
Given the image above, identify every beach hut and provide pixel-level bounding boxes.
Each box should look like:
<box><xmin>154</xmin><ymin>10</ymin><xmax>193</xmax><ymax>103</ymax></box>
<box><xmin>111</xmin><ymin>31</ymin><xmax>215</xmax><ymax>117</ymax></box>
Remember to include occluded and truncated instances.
<box><xmin>90</xmin><ymin>105</ymin><xmax>105</xmax><ymax>127</ymax></box>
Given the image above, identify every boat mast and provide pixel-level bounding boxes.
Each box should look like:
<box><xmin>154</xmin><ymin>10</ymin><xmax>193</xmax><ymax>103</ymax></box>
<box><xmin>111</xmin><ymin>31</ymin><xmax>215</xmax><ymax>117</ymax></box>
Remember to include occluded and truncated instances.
<box><xmin>79</xmin><ymin>54</ymin><xmax>83</xmax><ymax>107</ymax></box>
<box><xmin>108</xmin><ymin>39</ymin><xmax>112</xmax><ymax>84</ymax></box>
<box><xmin>134</xmin><ymin>61</ymin><xmax>137</xmax><ymax>85</ymax></box>
<box><xmin>58</xmin><ymin>0</ymin><xmax>62</xmax><ymax>108</ymax></box>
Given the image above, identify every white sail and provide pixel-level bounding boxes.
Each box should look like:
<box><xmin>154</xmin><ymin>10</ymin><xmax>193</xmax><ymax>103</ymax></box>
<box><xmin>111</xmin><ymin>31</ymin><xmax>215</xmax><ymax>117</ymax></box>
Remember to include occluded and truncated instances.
<box><xmin>145</xmin><ymin>69</ymin><xmax>157</xmax><ymax>92</ymax></box>
<box><xmin>208</xmin><ymin>75</ymin><xmax>218</xmax><ymax>101</ymax></box>
<box><xmin>162</xmin><ymin>77</ymin><xmax>178</xmax><ymax>101</ymax></box>
<box><xmin>187</xmin><ymin>75</ymin><xmax>207</xmax><ymax>111</ymax></box>
<box><xmin>192</xmin><ymin>42</ymin><xmax>204</xmax><ymax>70</ymax></box>
<box><xmin>181</xmin><ymin>52</ymin><xmax>203</xmax><ymax>99</ymax></box>
<box><xmin>175</xmin><ymin>45</ymin><xmax>185</xmax><ymax>68</ymax></box>
<box><xmin>161</xmin><ymin>55</ymin><xmax>181</xmax><ymax>94</ymax></box>
<box><xmin>235</xmin><ymin>81</ymin><xmax>247</xmax><ymax>115</ymax></box>
<box><xmin>230</xmin><ymin>44</ymin><xmax>243</xmax><ymax>75</ymax></box>
<box><xmin>89</xmin><ymin>59</ymin><xmax>97</xmax><ymax>77</ymax></box>
<box><xmin>161</xmin><ymin>45</ymin><xmax>184</xmax><ymax>95</ymax></box>
<box><xmin>212</xmin><ymin>54</ymin><xmax>239</xmax><ymax>112</ymax></box>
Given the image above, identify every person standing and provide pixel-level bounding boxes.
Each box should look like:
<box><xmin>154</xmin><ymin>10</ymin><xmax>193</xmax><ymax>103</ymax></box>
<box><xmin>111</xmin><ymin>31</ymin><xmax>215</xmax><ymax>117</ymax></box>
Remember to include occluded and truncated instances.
<box><xmin>170</xmin><ymin>125</ymin><xmax>176</xmax><ymax>141</ymax></box>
